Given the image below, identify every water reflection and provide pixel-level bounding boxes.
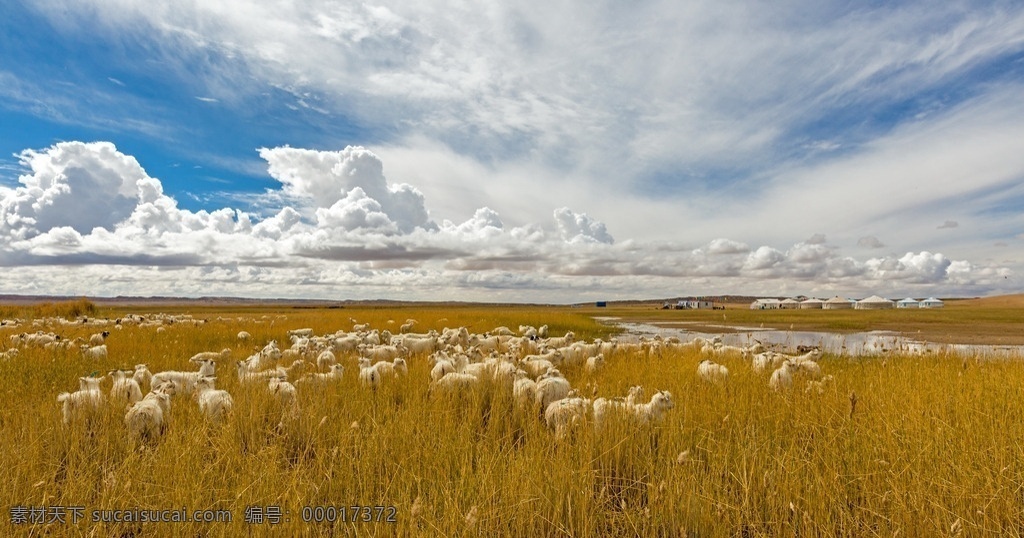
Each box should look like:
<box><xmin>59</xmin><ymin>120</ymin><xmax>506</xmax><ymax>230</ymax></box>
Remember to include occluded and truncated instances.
<box><xmin>596</xmin><ymin>318</ymin><xmax>1024</xmax><ymax>358</ymax></box>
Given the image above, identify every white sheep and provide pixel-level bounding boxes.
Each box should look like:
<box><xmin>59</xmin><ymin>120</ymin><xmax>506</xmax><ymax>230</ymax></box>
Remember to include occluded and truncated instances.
<box><xmin>429</xmin><ymin>356</ymin><xmax>456</xmax><ymax>382</ymax></box>
<box><xmin>193</xmin><ymin>376</ymin><xmax>233</xmax><ymax>423</ymax></box>
<box><xmin>429</xmin><ymin>372</ymin><xmax>480</xmax><ymax>392</ymax></box>
<box><xmin>535</xmin><ymin>370</ymin><xmax>572</xmax><ymax>411</ymax></box>
<box><xmin>513</xmin><ymin>373</ymin><xmax>537</xmax><ymax>409</ymax></box>
<box><xmin>189</xmin><ymin>348</ymin><xmax>231</xmax><ymax>362</ymax></box>
<box><xmin>288</xmin><ymin>328</ymin><xmax>314</xmax><ymax>338</ymax></box>
<box><xmin>392</xmin><ymin>358</ymin><xmax>409</xmax><ymax>377</ymax></box>
<box><xmin>399</xmin><ymin>319</ymin><xmax>417</xmax><ymax>333</ymax></box>
<box><xmin>358</xmin><ymin>358</ymin><xmax>381</xmax><ymax>389</ymax></box>
<box><xmin>151</xmin><ymin>358</ymin><xmax>216</xmax><ymax>395</ymax></box>
<box><xmin>125</xmin><ymin>381</ymin><xmax>176</xmax><ymax>441</ymax></box>
<box><xmin>631</xmin><ymin>390</ymin><xmax>675</xmax><ymax>424</ymax></box>
<box><xmin>57</xmin><ymin>376</ymin><xmax>105</xmax><ymax>425</ymax></box>
<box><xmin>697</xmin><ymin>359</ymin><xmax>729</xmax><ymax>384</ymax></box>
<box><xmin>584</xmin><ymin>354</ymin><xmax>606</xmax><ymax>375</ymax></box>
<box><xmin>316</xmin><ymin>349</ymin><xmax>337</xmax><ymax>370</ymax></box>
<box><xmin>769</xmin><ymin>361</ymin><xmax>795</xmax><ymax>392</ymax></box>
<box><xmin>805</xmin><ymin>375</ymin><xmax>835</xmax><ymax>395</ymax></box>
<box><xmin>592</xmin><ymin>386</ymin><xmax>646</xmax><ymax>430</ymax></box>
<box><xmin>268</xmin><ymin>376</ymin><xmax>299</xmax><ymax>421</ymax></box>
<box><xmin>81</xmin><ymin>344</ymin><xmax>108</xmax><ymax>360</ymax></box>
<box><xmin>109</xmin><ymin>369</ymin><xmax>143</xmax><ymax>405</ymax></box>
<box><xmin>89</xmin><ymin>331</ymin><xmax>110</xmax><ymax>346</ymax></box>
<box><xmin>544</xmin><ymin>397</ymin><xmax>592</xmax><ymax>438</ymax></box>
<box><xmin>133</xmin><ymin>364</ymin><xmax>153</xmax><ymax>391</ymax></box>
<box><xmin>519</xmin><ymin>357</ymin><xmax>554</xmax><ymax>378</ymax></box>
<box><xmin>297</xmin><ymin>364</ymin><xmax>345</xmax><ymax>386</ymax></box>
<box><xmin>237</xmin><ymin>331</ymin><xmax>251</xmax><ymax>341</ymax></box>
<box><xmin>794</xmin><ymin>359</ymin><xmax>823</xmax><ymax>380</ymax></box>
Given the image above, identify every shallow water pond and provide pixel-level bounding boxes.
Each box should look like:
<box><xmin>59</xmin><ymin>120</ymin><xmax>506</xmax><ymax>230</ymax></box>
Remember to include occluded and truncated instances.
<box><xmin>596</xmin><ymin>317</ymin><xmax>1024</xmax><ymax>358</ymax></box>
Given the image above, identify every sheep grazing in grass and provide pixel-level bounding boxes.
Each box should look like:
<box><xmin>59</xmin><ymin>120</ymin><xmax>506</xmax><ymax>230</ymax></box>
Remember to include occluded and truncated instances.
<box><xmin>133</xmin><ymin>364</ymin><xmax>153</xmax><ymax>391</ymax></box>
<box><xmin>399</xmin><ymin>319</ymin><xmax>417</xmax><ymax>333</ymax></box>
<box><xmin>633</xmin><ymin>391</ymin><xmax>675</xmax><ymax>424</ymax></box>
<box><xmin>429</xmin><ymin>354</ymin><xmax>456</xmax><ymax>382</ymax></box>
<box><xmin>316</xmin><ymin>349</ymin><xmax>337</xmax><ymax>370</ymax></box>
<box><xmin>535</xmin><ymin>369</ymin><xmax>572</xmax><ymax>411</ymax></box>
<box><xmin>189</xmin><ymin>348</ymin><xmax>231</xmax><ymax>362</ymax></box>
<box><xmin>109</xmin><ymin>369</ymin><xmax>143</xmax><ymax>406</ymax></box>
<box><xmin>297</xmin><ymin>364</ymin><xmax>344</xmax><ymax>386</ymax></box>
<box><xmin>287</xmin><ymin>328</ymin><xmax>314</xmax><ymax>338</ymax></box>
<box><xmin>592</xmin><ymin>386</ymin><xmax>646</xmax><ymax>429</ymax></box>
<box><xmin>769</xmin><ymin>361</ymin><xmax>795</xmax><ymax>392</ymax></box>
<box><xmin>429</xmin><ymin>372</ymin><xmax>479</xmax><ymax>393</ymax></box>
<box><xmin>81</xmin><ymin>344</ymin><xmax>108</xmax><ymax>360</ymax></box>
<box><xmin>392</xmin><ymin>358</ymin><xmax>409</xmax><ymax>377</ymax></box>
<box><xmin>697</xmin><ymin>359</ymin><xmax>729</xmax><ymax>384</ymax></box>
<box><xmin>57</xmin><ymin>376</ymin><xmax>105</xmax><ymax>425</ymax></box>
<box><xmin>584</xmin><ymin>354</ymin><xmax>606</xmax><ymax>375</ymax></box>
<box><xmin>89</xmin><ymin>331</ymin><xmax>110</xmax><ymax>346</ymax></box>
<box><xmin>268</xmin><ymin>376</ymin><xmax>299</xmax><ymax>421</ymax></box>
<box><xmin>193</xmin><ymin>376</ymin><xmax>233</xmax><ymax>424</ymax></box>
<box><xmin>513</xmin><ymin>372</ymin><xmax>538</xmax><ymax>409</ymax></box>
<box><xmin>752</xmin><ymin>351</ymin><xmax>786</xmax><ymax>373</ymax></box>
<box><xmin>151</xmin><ymin>358</ymin><xmax>216</xmax><ymax>396</ymax></box>
<box><xmin>544</xmin><ymin>397</ymin><xmax>593</xmax><ymax>438</ymax></box>
<box><xmin>358</xmin><ymin>358</ymin><xmax>381</xmax><ymax>389</ymax></box>
<box><xmin>794</xmin><ymin>359</ymin><xmax>823</xmax><ymax>380</ymax></box>
<box><xmin>805</xmin><ymin>375</ymin><xmax>835</xmax><ymax>395</ymax></box>
<box><xmin>237</xmin><ymin>331</ymin><xmax>251</xmax><ymax>341</ymax></box>
<box><xmin>125</xmin><ymin>381</ymin><xmax>176</xmax><ymax>441</ymax></box>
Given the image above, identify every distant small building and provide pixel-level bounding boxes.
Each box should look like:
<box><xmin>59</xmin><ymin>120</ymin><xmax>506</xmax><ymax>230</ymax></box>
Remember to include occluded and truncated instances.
<box><xmin>780</xmin><ymin>298</ymin><xmax>801</xmax><ymax>309</ymax></box>
<box><xmin>676</xmin><ymin>299</ymin><xmax>714</xmax><ymax>309</ymax></box>
<box><xmin>595</xmin><ymin>301</ymin><xmax>607</xmax><ymax>308</ymax></box>
<box><xmin>823</xmin><ymin>296</ymin><xmax>853</xmax><ymax>310</ymax></box>
<box><xmin>799</xmin><ymin>298</ymin><xmax>824</xmax><ymax>309</ymax></box>
<box><xmin>750</xmin><ymin>298</ymin><xmax>782</xmax><ymax>310</ymax></box>
<box><xmin>920</xmin><ymin>297</ymin><xmax>945</xmax><ymax>308</ymax></box>
<box><xmin>896</xmin><ymin>297</ymin><xmax>919</xmax><ymax>309</ymax></box>
<box><xmin>856</xmin><ymin>295</ymin><xmax>895</xmax><ymax>310</ymax></box>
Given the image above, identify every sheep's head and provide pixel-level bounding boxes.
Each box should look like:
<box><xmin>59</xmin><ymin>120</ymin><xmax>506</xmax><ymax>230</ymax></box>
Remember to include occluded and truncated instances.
<box><xmin>652</xmin><ymin>391</ymin><xmax>675</xmax><ymax>411</ymax></box>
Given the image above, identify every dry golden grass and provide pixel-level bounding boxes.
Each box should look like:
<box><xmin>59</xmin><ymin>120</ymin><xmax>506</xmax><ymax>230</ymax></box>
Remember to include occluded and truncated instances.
<box><xmin>1</xmin><ymin>303</ymin><xmax>1023</xmax><ymax>536</ymax></box>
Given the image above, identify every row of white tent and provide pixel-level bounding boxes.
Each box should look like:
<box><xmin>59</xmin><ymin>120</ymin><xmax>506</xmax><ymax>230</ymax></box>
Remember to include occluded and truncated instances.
<box><xmin>750</xmin><ymin>296</ymin><xmax>945</xmax><ymax>310</ymax></box>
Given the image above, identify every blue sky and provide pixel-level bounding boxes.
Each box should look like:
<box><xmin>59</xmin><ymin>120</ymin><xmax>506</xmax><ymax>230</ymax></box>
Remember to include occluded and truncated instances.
<box><xmin>1</xmin><ymin>0</ymin><xmax>1022</xmax><ymax>302</ymax></box>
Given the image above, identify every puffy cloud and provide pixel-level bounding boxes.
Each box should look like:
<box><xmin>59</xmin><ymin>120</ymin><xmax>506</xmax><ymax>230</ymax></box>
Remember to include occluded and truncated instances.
<box><xmin>443</xmin><ymin>207</ymin><xmax>504</xmax><ymax>239</ymax></box>
<box><xmin>0</xmin><ymin>141</ymin><xmax>146</xmax><ymax>239</ymax></box>
<box><xmin>315</xmin><ymin>187</ymin><xmax>398</xmax><ymax>232</ymax></box>
<box><xmin>259</xmin><ymin>146</ymin><xmax>435</xmax><ymax>233</ymax></box>
<box><xmin>553</xmin><ymin>207</ymin><xmax>614</xmax><ymax>244</ymax></box>
<box><xmin>703</xmin><ymin>238</ymin><xmax>750</xmax><ymax>255</ymax></box>
<box><xmin>0</xmin><ymin>140</ymin><xmax>1015</xmax><ymax>301</ymax></box>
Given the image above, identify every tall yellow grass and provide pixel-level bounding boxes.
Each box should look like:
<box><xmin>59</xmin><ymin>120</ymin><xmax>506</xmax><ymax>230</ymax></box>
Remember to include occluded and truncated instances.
<box><xmin>1</xmin><ymin>306</ymin><xmax>1022</xmax><ymax>536</ymax></box>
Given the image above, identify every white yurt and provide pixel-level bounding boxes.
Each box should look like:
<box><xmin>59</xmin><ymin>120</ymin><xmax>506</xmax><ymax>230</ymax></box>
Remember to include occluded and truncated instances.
<box><xmin>823</xmin><ymin>296</ymin><xmax>853</xmax><ymax>310</ymax></box>
<box><xmin>780</xmin><ymin>298</ymin><xmax>801</xmax><ymax>309</ymax></box>
<box><xmin>920</xmin><ymin>297</ymin><xmax>945</xmax><ymax>308</ymax></box>
<box><xmin>855</xmin><ymin>295</ymin><xmax>895</xmax><ymax>310</ymax></box>
<box><xmin>799</xmin><ymin>298</ymin><xmax>824</xmax><ymax>309</ymax></box>
<box><xmin>896</xmin><ymin>297</ymin><xmax>919</xmax><ymax>309</ymax></box>
<box><xmin>750</xmin><ymin>298</ymin><xmax>782</xmax><ymax>310</ymax></box>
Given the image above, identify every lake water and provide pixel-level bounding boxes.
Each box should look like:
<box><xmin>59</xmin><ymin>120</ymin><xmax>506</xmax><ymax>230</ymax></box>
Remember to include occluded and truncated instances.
<box><xmin>595</xmin><ymin>317</ymin><xmax>1024</xmax><ymax>358</ymax></box>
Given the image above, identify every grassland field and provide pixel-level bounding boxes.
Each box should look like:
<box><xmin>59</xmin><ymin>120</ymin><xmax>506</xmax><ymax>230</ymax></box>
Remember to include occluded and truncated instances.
<box><xmin>0</xmin><ymin>298</ymin><xmax>1023</xmax><ymax>536</ymax></box>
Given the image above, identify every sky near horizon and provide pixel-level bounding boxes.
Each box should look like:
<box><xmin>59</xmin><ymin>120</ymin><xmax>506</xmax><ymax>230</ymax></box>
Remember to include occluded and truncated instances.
<box><xmin>1</xmin><ymin>1</ymin><xmax>1023</xmax><ymax>302</ymax></box>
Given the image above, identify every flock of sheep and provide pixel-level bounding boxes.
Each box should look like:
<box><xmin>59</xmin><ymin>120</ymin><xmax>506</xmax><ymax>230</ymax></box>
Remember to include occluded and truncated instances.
<box><xmin>14</xmin><ymin>314</ymin><xmax>833</xmax><ymax>443</ymax></box>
